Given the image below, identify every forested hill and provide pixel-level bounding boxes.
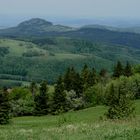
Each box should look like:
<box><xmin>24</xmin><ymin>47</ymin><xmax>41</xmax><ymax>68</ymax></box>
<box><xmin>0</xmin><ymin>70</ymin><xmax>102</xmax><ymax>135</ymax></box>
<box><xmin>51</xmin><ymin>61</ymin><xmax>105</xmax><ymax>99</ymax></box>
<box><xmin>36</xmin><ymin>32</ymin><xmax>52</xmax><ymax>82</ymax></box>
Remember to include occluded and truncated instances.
<box><xmin>1</xmin><ymin>18</ymin><xmax>140</xmax><ymax>86</ymax></box>
<box><xmin>0</xmin><ymin>18</ymin><xmax>74</xmax><ymax>37</ymax></box>
<box><xmin>58</xmin><ymin>28</ymin><xmax>140</xmax><ymax>49</ymax></box>
<box><xmin>1</xmin><ymin>18</ymin><xmax>140</xmax><ymax>49</ymax></box>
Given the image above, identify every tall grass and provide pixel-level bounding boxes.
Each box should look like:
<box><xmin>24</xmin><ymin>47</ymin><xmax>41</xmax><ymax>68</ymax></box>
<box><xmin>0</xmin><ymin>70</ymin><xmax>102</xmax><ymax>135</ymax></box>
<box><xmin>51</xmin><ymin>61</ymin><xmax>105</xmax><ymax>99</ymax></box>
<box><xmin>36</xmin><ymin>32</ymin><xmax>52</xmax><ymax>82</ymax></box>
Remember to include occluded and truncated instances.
<box><xmin>0</xmin><ymin>100</ymin><xmax>139</xmax><ymax>140</ymax></box>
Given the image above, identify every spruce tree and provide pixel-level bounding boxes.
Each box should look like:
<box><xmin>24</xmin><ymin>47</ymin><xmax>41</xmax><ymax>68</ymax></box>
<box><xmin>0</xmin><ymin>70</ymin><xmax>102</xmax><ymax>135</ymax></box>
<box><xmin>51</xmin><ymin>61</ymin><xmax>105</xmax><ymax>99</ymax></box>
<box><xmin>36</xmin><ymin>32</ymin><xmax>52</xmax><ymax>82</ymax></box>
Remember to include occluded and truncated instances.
<box><xmin>53</xmin><ymin>76</ymin><xmax>67</xmax><ymax>114</ymax></box>
<box><xmin>69</xmin><ymin>67</ymin><xmax>77</xmax><ymax>90</ymax></box>
<box><xmin>81</xmin><ymin>64</ymin><xmax>90</xmax><ymax>89</ymax></box>
<box><xmin>63</xmin><ymin>67</ymin><xmax>83</xmax><ymax>97</ymax></box>
<box><xmin>34</xmin><ymin>81</ymin><xmax>49</xmax><ymax>115</ymax></box>
<box><xmin>124</xmin><ymin>61</ymin><xmax>133</xmax><ymax>77</ymax></box>
<box><xmin>113</xmin><ymin>61</ymin><xmax>124</xmax><ymax>78</ymax></box>
<box><xmin>63</xmin><ymin>67</ymin><xmax>71</xmax><ymax>91</ymax></box>
<box><xmin>0</xmin><ymin>88</ymin><xmax>11</xmax><ymax>124</ymax></box>
<box><xmin>89</xmin><ymin>68</ymin><xmax>97</xmax><ymax>86</ymax></box>
<box><xmin>73</xmin><ymin>73</ymin><xmax>83</xmax><ymax>97</ymax></box>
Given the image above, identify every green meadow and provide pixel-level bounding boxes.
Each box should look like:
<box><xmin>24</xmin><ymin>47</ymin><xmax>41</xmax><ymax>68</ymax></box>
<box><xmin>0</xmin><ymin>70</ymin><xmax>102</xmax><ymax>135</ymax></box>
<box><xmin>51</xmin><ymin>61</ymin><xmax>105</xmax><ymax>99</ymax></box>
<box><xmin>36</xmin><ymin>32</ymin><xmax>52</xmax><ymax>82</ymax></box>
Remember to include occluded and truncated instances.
<box><xmin>0</xmin><ymin>100</ymin><xmax>139</xmax><ymax>140</ymax></box>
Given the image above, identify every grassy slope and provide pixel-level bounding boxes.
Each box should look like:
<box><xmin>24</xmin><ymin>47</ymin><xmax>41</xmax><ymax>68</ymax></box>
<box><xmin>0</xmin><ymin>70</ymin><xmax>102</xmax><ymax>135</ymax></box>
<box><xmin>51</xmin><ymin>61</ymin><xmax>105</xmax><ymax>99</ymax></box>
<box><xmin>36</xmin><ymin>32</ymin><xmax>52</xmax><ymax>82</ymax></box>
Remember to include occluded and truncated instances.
<box><xmin>0</xmin><ymin>100</ymin><xmax>139</xmax><ymax>140</ymax></box>
<box><xmin>0</xmin><ymin>39</ymin><xmax>88</xmax><ymax>84</ymax></box>
<box><xmin>0</xmin><ymin>39</ymin><xmax>47</xmax><ymax>56</ymax></box>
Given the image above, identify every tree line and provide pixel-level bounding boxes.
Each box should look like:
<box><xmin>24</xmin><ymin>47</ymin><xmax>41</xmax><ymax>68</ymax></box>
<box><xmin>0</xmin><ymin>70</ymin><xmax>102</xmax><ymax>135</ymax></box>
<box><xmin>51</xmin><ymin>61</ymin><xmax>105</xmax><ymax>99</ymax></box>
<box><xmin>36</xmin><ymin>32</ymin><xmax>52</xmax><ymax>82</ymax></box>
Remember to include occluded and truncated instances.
<box><xmin>0</xmin><ymin>61</ymin><xmax>139</xmax><ymax>124</ymax></box>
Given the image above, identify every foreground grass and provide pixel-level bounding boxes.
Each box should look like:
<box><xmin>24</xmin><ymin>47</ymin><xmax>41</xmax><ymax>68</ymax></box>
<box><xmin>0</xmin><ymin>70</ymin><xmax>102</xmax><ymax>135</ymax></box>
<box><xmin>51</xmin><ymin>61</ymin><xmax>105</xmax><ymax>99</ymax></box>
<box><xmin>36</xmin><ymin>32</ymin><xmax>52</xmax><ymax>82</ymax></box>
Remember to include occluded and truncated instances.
<box><xmin>0</xmin><ymin>101</ymin><xmax>140</xmax><ymax>140</ymax></box>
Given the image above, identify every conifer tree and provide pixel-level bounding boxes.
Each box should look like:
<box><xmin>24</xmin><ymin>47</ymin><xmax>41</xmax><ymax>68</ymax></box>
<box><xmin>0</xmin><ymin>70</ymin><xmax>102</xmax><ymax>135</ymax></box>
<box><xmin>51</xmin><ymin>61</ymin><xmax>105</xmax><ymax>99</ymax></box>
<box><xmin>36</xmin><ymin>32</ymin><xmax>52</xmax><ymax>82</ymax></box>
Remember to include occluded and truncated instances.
<box><xmin>53</xmin><ymin>76</ymin><xmax>67</xmax><ymax>114</ymax></box>
<box><xmin>124</xmin><ymin>61</ymin><xmax>133</xmax><ymax>77</ymax></box>
<box><xmin>81</xmin><ymin>64</ymin><xmax>90</xmax><ymax>89</ymax></box>
<box><xmin>74</xmin><ymin>73</ymin><xmax>83</xmax><ymax>97</ymax></box>
<box><xmin>88</xmin><ymin>68</ymin><xmax>97</xmax><ymax>87</ymax></box>
<box><xmin>64</xmin><ymin>67</ymin><xmax>77</xmax><ymax>91</ymax></box>
<box><xmin>63</xmin><ymin>67</ymin><xmax>83</xmax><ymax>96</ymax></box>
<box><xmin>69</xmin><ymin>67</ymin><xmax>77</xmax><ymax>90</ymax></box>
<box><xmin>0</xmin><ymin>88</ymin><xmax>11</xmax><ymax>124</ymax></box>
<box><xmin>63</xmin><ymin>67</ymin><xmax>71</xmax><ymax>91</ymax></box>
<box><xmin>113</xmin><ymin>61</ymin><xmax>124</xmax><ymax>78</ymax></box>
<box><xmin>34</xmin><ymin>81</ymin><xmax>49</xmax><ymax>115</ymax></box>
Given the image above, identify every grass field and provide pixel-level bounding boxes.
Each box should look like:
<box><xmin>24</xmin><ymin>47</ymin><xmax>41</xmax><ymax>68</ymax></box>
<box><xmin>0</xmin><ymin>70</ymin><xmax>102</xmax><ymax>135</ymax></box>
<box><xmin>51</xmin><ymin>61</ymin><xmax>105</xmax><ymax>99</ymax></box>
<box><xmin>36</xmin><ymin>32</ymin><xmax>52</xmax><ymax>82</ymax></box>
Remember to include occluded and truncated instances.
<box><xmin>0</xmin><ymin>100</ymin><xmax>139</xmax><ymax>140</ymax></box>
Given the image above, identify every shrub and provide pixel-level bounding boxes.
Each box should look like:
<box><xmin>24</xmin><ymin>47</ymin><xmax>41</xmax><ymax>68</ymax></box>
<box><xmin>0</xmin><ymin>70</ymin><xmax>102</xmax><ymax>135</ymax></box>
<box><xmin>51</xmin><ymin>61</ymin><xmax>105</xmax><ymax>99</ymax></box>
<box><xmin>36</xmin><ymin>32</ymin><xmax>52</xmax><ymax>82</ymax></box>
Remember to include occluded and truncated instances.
<box><xmin>129</xmin><ymin>74</ymin><xmax>140</xmax><ymax>99</ymax></box>
<box><xmin>84</xmin><ymin>84</ymin><xmax>106</xmax><ymax>107</ymax></box>
<box><xmin>106</xmin><ymin>77</ymin><xmax>135</xmax><ymax>119</ymax></box>
<box><xmin>10</xmin><ymin>98</ymin><xmax>34</xmax><ymax>117</ymax></box>
<box><xmin>9</xmin><ymin>87</ymin><xmax>34</xmax><ymax>116</ymax></box>
<box><xmin>66</xmin><ymin>90</ymin><xmax>85</xmax><ymax>110</ymax></box>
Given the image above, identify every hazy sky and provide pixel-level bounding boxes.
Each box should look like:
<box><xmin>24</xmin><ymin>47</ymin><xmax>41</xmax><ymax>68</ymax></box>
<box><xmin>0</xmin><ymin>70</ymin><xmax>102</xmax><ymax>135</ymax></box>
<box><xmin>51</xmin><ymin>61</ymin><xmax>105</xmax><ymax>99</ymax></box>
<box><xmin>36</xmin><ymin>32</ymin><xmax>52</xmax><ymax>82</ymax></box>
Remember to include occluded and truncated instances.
<box><xmin>0</xmin><ymin>0</ymin><xmax>140</xmax><ymax>18</ymax></box>
<box><xmin>0</xmin><ymin>0</ymin><xmax>140</xmax><ymax>27</ymax></box>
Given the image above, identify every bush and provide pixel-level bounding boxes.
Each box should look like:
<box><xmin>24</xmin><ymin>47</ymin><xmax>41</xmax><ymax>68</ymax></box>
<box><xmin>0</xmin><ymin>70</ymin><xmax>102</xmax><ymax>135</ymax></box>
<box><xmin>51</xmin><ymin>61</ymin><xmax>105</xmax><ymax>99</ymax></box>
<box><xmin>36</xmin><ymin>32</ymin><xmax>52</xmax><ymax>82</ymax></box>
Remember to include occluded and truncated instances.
<box><xmin>106</xmin><ymin>76</ymin><xmax>135</xmax><ymax>119</ymax></box>
<box><xmin>66</xmin><ymin>90</ymin><xmax>85</xmax><ymax>110</ymax></box>
<box><xmin>9</xmin><ymin>87</ymin><xmax>31</xmax><ymax>100</ymax></box>
<box><xmin>9</xmin><ymin>87</ymin><xmax>34</xmax><ymax>116</ymax></box>
<box><xmin>10</xmin><ymin>98</ymin><xmax>34</xmax><ymax>117</ymax></box>
<box><xmin>84</xmin><ymin>84</ymin><xmax>106</xmax><ymax>107</ymax></box>
<box><xmin>129</xmin><ymin>74</ymin><xmax>140</xmax><ymax>99</ymax></box>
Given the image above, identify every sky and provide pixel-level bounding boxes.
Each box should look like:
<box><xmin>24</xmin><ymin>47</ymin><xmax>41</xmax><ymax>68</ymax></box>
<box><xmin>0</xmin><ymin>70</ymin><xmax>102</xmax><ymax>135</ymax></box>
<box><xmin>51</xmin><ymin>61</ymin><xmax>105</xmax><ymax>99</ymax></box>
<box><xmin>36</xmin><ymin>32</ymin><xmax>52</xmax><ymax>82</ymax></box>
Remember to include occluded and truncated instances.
<box><xmin>0</xmin><ymin>0</ymin><xmax>140</xmax><ymax>27</ymax></box>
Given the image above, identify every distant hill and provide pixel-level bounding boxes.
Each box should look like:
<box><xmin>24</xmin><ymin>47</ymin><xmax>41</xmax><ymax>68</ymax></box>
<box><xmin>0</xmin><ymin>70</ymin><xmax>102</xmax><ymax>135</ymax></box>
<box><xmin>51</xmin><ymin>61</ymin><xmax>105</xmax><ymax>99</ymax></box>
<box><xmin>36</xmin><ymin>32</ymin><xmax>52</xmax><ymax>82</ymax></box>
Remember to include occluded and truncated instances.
<box><xmin>0</xmin><ymin>18</ymin><xmax>74</xmax><ymax>36</ymax></box>
<box><xmin>59</xmin><ymin>27</ymin><xmax>140</xmax><ymax>49</ymax></box>
<box><xmin>1</xmin><ymin>18</ymin><xmax>140</xmax><ymax>84</ymax></box>
<box><xmin>1</xmin><ymin>18</ymin><xmax>140</xmax><ymax>49</ymax></box>
<box><xmin>81</xmin><ymin>24</ymin><xmax>140</xmax><ymax>34</ymax></box>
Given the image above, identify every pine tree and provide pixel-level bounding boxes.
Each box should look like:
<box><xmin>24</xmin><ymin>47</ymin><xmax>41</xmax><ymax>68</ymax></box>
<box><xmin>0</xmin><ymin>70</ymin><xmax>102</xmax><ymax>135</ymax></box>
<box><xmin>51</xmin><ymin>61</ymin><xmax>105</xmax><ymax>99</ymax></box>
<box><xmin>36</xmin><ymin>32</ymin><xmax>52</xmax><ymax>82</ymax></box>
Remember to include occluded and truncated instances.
<box><xmin>53</xmin><ymin>76</ymin><xmax>67</xmax><ymax>114</ymax></box>
<box><xmin>81</xmin><ymin>64</ymin><xmax>90</xmax><ymax>89</ymax></box>
<box><xmin>113</xmin><ymin>61</ymin><xmax>124</xmax><ymax>78</ymax></box>
<box><xmin>69</xmin><ymin>67</ymin><xmax>77</xmax><ymax>90</ymax></box>
<box><xmin>63</xmin><ymin>67</ymin><xmax>71</xmax><ymax>91</ymax></box>
<box><xmin>73</xmin><ymin>73</ymin><xmax>83</xmax><ymax>97</ymax></box>
<box><xmin>64</xmin><ymin>67</ymin><xmax>76</xmax><ymax>91</ymax></box>
<box><xmin>34</xmin><ymin>81</ymin><xmax>49</xmax><ymax>115</ymax></box>
<box><xmin>124</xmin><ymin>62</ymin><xmax>133</xmax><ymax>77</ymax></box>
<box><xmin>0</xmin><ymin>88</ymin><xmax>11</xmax><ymax>124</ymax></box>
<box><xmin>63</xmin><ymin>67</ymin><xmax>83</xmax><ymax>97</ymax></box>
<box><xmin>86</xmin><ymin>68</ymin><xmax>97</xmax><ymax>87</ymax></box>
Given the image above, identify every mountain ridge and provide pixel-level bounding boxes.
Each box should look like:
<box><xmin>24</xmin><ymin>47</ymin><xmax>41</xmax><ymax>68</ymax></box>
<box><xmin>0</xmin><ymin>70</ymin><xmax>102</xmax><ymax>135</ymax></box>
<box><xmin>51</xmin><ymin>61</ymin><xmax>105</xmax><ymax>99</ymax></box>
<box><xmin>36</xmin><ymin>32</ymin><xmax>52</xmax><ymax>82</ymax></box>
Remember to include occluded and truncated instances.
<box><xmin>1</xmin><ymin>18</ymin><xmax>140</xmax><ymax>49</ymax></box>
